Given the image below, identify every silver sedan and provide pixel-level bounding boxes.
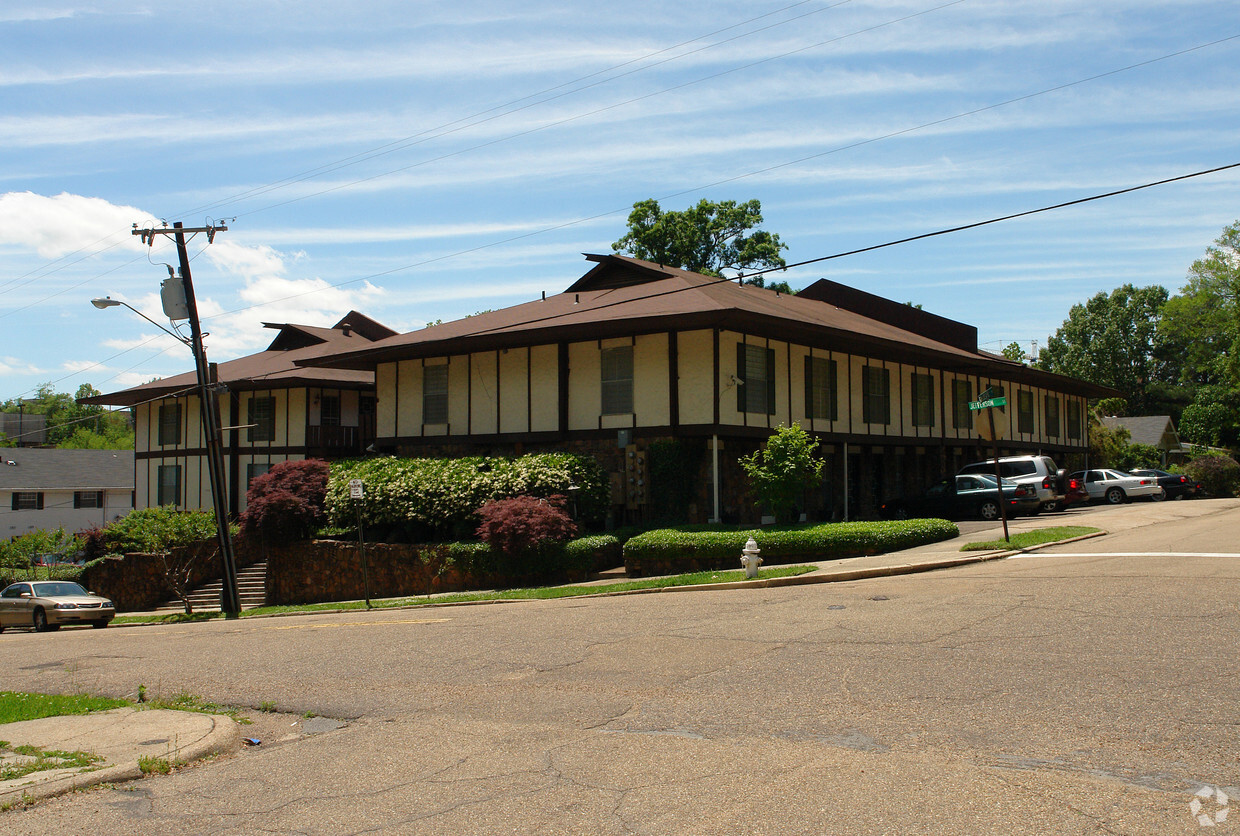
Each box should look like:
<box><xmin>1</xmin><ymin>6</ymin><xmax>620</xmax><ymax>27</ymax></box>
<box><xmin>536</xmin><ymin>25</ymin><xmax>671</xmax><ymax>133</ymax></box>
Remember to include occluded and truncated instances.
<box><xmin>0</xmin><ymin>581</ymin><xmax>115</xmax><ymax>632</ymax></box>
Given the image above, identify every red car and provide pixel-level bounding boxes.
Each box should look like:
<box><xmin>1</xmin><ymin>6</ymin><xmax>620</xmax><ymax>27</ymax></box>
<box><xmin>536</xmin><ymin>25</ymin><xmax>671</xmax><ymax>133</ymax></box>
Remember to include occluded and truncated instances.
<box><xmin>1060</xmin><ymin>474</ymin><xmax>1090</xmax><ymax>509</ymax></box>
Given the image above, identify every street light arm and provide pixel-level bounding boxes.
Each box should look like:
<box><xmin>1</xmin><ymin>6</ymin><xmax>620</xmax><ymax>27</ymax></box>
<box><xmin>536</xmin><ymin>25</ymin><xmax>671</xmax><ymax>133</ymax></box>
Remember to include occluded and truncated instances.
<box><xmin>90</xmin><ymin>297</ymin><xmax>191</xmax><ymax>345</ymax></box>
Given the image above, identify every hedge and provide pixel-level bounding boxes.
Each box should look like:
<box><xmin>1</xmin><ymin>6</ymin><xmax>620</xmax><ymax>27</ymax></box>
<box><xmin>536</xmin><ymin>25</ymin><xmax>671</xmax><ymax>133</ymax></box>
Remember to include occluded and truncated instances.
<box><xmin>323</xmin><ymin>452</ymin><xmax>609</xmax><ymax>542</ymax></box>
<box><xmin>623</xmin><ymin>519</ymin><xmax>959</xmax><ymax>577</ymax></box>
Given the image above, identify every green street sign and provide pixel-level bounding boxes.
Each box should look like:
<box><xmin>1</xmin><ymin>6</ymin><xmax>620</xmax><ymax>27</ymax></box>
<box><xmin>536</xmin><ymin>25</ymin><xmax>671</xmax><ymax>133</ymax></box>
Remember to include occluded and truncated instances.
<box><xmin>969</xmin><ymin>396</ymin><xmax>1008</xmax><ymax>411</ymax></box>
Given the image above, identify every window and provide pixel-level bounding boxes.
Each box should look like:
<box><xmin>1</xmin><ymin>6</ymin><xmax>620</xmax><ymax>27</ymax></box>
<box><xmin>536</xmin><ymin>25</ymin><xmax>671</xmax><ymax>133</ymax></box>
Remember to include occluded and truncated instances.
<box><xmin>1045</xmin><ymin>396</ymin><xmax>1060</xmax><ymax>437</ymax></box>
<box><xmin>11</xmin><ymin>492</ymin><xmax>43</xmax><ymax>510</ymax></box>
<box><xmin>246</xmin><ymin>462</ymin><xmax>271</xmax><ymax>489</ymax></box>
<box><xmin>248</xmin><ymin>396</ymin><xmax>276</xmax><ymax>442</ymax></box>
<box><xmin>423</xmin><ymin>364</ymin><xmax>449</xmax><ymax>424</ymax></box>
<box><xmin>912</xmin><ymin>373</ymin><xmax>934</xmax><ymax>427</ymax></box>
<box><xmin>158</xmin><ymin>403</ymin><xmax>182</xmax><ymax>445</ymax></box>
<box><xmin>804</xmin><ymin>356</ymin><xmax>837</xmax><ymax>421</ymax></box>
<box><xmin>862</xmin><ymin>365</ymin><xmax>890</xmax><ymax>425</ymax></box>
<box><xmin>952</xmin><ymin>380</ymin><xmax>973</xmax><ymax>430</ymax></box>
<box><xmin>1067</xmin><ymin>400</ymin><xmax>1082</xmax><ymax>439</ymax></box>
<box><xmin>1017</xmin><ymin>391</ymin><xmax>1035</xmax><ymax>434</ymax></box>
<box><xmin>737</xmin><ymin>343</ymin><xmax>775</xmax><ymax>415</ymax></box>
<box><xmin>319</xmin><ymin>395</ymin><xmax>341</xmax><ymax>427</ymax></box>
<box><xmin>157</xmin><ymin>465</ymin><xmax>181</xmax><ymax>506</ymax></box>
<box><xmin>600</xmin><ymin>346</ymin><xmax>634</xmax><ymax>415</ymax></box>
<box><xmin>73</xmin><ymin>491</ymin><xmax>103</xmax><ymax>509</ymax></box>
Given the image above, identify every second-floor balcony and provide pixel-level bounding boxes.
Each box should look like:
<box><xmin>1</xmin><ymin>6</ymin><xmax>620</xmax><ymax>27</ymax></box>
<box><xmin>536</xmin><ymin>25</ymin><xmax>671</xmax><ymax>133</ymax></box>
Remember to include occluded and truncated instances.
<box><xmin>305</xmin><ymin>424</ymin><xmax>360</xmax><ymax>453</ymax></box>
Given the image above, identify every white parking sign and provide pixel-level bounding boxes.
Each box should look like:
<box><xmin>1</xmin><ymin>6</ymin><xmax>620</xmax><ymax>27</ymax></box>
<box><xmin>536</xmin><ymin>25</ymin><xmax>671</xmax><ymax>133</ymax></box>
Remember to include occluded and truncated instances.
<box><xmin>349</xmin><ymin>478</ymin><xmax>364</xmax><ymax>499</ymax></box>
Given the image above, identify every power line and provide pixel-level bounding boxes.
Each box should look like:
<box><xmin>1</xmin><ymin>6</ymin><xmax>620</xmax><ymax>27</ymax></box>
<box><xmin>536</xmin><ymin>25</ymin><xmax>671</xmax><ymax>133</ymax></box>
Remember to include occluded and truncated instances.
<box><xmin>447</xmin><ymin>161</ymin><xmax>1240</xmax><ymax>338</ymax></box>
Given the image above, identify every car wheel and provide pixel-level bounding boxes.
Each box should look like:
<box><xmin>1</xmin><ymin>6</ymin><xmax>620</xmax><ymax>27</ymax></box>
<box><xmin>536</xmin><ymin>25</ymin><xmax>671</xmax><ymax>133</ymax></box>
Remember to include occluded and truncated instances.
<box><xmin>1150</xmin><ymin>488</ymin><xmax>1166</xmax><ymax>501</ymax></box>
<box><xmin>91</xmin><ymin>620</ymin><xmax>109</xmax><ymax>629</ymax></box>
<box><xmin>34</xmin><ymin>608</ymin><xmax>55</xmax><ymax>633</ymax></box>
<box><xmin>978</xmin><ymin>500</ymin><xmax>1001</xmax><ymax>521</ymax></box>
<box><xmin>1105</xmin><ymin>487</ymin><xmax>1125</xmax><ymax>505</ymax></box>
<box><xmin>1040</xmin><ymin>500</ymin><xmax>1059</xmax><ymax>513</ymax></box>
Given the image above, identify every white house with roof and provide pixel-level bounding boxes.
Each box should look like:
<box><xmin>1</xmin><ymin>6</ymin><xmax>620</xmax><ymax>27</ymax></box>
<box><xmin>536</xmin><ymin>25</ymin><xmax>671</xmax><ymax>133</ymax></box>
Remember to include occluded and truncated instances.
<box><xmin>0</xmin><ymin>448</ymin><xmax>134</xmax><ymax>540</ymax></box>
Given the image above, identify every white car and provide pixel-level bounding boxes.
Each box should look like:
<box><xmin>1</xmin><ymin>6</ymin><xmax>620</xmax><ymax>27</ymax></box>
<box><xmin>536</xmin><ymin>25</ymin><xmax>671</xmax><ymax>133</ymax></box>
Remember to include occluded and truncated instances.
<box><xmin>1069</xmin><ymin>469</ymin><xmax>1164</xmax><ymax>504</ymax></box>
<box><xmin>958</xmin><ymin>455</ymin><xmax>1066</xmax><ymax>511</ymax></box>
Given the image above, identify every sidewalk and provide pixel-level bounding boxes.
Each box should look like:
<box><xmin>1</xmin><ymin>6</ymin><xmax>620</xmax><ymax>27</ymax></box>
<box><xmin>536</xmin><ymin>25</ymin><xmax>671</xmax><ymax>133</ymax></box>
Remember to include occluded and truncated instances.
<box><xmin>0</xmin><ymin>707</ymin><xmax>238</xmax><ymax>806</ymax></box>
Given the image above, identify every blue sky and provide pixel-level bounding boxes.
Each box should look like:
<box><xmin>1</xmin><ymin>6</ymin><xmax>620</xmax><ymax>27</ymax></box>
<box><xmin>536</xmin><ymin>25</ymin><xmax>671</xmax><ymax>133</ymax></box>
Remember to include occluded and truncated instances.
<box><xmin>2</xmin><ymin>1</ymin><xmax>1237</xmax><ymax>405</ymax></box>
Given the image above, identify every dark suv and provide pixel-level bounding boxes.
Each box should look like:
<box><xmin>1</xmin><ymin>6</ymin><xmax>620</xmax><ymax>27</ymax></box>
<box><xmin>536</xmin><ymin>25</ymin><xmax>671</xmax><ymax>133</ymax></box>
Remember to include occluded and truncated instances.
<box><xmin>957</xmin><ymin>455</ymin><xmax>1068</xmax><ymax>512</ymax></box>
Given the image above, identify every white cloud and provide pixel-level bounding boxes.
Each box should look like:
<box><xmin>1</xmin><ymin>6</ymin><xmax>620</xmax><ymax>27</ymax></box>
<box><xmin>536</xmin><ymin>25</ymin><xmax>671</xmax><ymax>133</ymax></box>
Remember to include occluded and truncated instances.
<box><xmin>0</xmin><ymin>356</ymin><xmax>46</xmax><ymax>377</ymax></box>
<box><xmin>0</xmin><ymin>192</ymin><xmax>149</xmax><ymax>259</ymax></box>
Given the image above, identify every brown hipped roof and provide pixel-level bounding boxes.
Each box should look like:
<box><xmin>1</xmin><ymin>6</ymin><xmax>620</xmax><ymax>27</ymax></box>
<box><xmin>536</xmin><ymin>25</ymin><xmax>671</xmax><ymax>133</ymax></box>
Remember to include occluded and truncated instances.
<box><xmin>299</xmin><ymin>256</ymin><xmax>1116</xmax><ymax>399</ymax></box>
<box><xmin>82</xmin><ymin>311</ymin><xmax>397</xmax><ymax>407</ymax></box>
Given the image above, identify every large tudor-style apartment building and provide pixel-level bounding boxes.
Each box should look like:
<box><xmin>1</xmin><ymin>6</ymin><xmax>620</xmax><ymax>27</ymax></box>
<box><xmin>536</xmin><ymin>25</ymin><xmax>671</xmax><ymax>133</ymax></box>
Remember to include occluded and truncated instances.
<box><xmin>84</xmin><ymin>312</ymin><xmax>396</xmax><ymax>515</ymax></box>
<box><xmin>296</xmin><ymin>255</ymin><xmax>1111</xmax><ymax>522</ymax></box>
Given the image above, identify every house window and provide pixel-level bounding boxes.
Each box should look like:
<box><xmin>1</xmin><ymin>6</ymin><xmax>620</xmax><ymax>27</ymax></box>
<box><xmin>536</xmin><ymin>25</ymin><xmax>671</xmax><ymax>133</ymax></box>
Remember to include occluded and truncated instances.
<box><xmin>600</xmin><ymin>346</ymin><xmax>634</xmax><ymax>415</ymax></box>
<box><xmin>158</xmin><ymin>403</ymin><xmax>182</xmax><ymax>445</ymax></box>
<box><xmin>157</xmin><ymin>465</ymin><xmax>181</xmax><ymax>506</ymax></box>
<box><xmin>423</xmin><ymin>364</ymin><xmax>449</xmax><ymax>424</ymax></box>
<box><xmin>319</xmin><ymin>395</ymin><xmax>341</xmax><ymax>427</ymax></box>
<box><xmin>11</xmin><ymin>492</ymin><xmax>43</xmax><ymax>511</ymax></box>
<box><xmin>862</xmin><ymin>365</ymin><xmax>890</xmax><ymax>425</ymax></box>
<box><xmin>737</xmin><ymin>343</ymin><xmax>775</xmax><ymax>415</ymax></box>
<box><xmin>804</xmin><ymin>356</ymin><xmax>837</xmax><ymax>421</ymax></box>
<box><xmin>1067</xmin><ymin>400</ymin><xmax>1082</xmax><ymax>439</ymax></box>
<box><xmin>952</xmin><ymin>380</ymin><xmax>973</xmax><ymax>430</ymax></box>
<box><xmin>246</xmin><ymin>462</ymin><xmax>271</xmax><ymax>489</ymax></box>
<box><xmin>248</xmin><ymin>396</ymin><xmax>276</xmax><ymax>442</ymax></box>
<box><xmin>1045</xmin><ymin>396</ymin><xmax>1060</xmax><ymax>437</ymax></box>
<box><xmin>73</xmin><ymin>491</ymin><xmax>103</xmax><ymax>509</ymax></box>
<box><xmin>1018</xmin><ymin>391</ymin><xmax>1035</xmax><ymax>434</ymax></box>
<box><xmin>911</xmin><ymin>373</ymin><xmax>934</xmax><ymax>427</ymax></box>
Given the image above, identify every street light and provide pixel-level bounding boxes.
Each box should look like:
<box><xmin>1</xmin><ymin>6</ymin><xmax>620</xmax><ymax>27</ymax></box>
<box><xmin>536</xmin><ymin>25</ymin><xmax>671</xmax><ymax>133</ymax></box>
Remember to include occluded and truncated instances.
<box><xmin>91</xmin><ymin>280</ymin><xmax>242</xmax><ymax>616</ymax></box>
<box><xmin>90</xmin><ymin>297</ymin><xmax>189</xmax><ymax>345</ymax></box>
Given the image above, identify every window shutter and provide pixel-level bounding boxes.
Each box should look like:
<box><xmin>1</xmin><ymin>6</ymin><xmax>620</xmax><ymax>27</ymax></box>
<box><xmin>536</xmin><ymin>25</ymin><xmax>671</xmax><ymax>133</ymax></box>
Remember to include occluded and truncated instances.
<box><xmin>804</xmin><ymin>358</ymin><xmax>814</xmax><ymax>419</ymax></box>
<box><xmin>74</xmin><ymin>492</ymin><xmax>81</xmax><ymax>509</ymax></box>
<box><xmin>36</xmin><ymin>492</ymin><xmax>44</xmax><ymax>510</ymax></box>
<box><xmin>736</xmin><ymin>343</ymin><xmax>746</xmax><ymax>413</ymax></box>
<box><xmin>766</xmin><ymin>348</ymin><xmax>776</xmax><ymax>416</ymax></box>
<box><xmin>10</xmin><ymin>494</ymin><xmax>16</xmax><ymax>511</ymax></box>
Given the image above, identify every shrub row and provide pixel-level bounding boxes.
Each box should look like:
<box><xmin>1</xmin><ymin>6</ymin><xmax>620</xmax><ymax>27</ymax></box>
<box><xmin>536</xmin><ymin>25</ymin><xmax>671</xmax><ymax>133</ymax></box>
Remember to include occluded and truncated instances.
<box><xmin>622</xmin><ymin>519</ymin><xmax>959</xmax><ymax>577</ymax></box>
<box><xmin>1182</xmin><ymin>453</ymin><xmax>1240</xmax><ymax>498</ymax></box>
<box><xmin>323</xmin><ymin>453</ymin><xmax>608</xmax><ymax>542</ymax></box>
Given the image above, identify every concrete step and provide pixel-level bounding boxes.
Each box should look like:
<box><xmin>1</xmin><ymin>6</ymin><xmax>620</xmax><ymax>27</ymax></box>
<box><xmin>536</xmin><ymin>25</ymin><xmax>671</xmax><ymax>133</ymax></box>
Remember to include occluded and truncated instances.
<box><xmin>155</xmin><ymin>562</ymin><xmax>267</xmax><ymax>613</ymax></box>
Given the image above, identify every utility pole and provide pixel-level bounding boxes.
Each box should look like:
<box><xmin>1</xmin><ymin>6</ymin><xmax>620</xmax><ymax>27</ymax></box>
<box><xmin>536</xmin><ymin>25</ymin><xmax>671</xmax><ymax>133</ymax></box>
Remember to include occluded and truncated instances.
<box><xmin>132</xmin><ymin>221</ymin><xmax>241</xmax><ymax>616</ymax></box>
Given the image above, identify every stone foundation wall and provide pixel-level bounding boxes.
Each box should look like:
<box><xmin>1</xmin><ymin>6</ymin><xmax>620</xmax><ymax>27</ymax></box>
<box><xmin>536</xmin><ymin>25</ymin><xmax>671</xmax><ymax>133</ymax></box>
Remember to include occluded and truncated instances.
<box><xmin>79</xmin><ymin>541</ymin><xmax>261</xmax><ymax>613</ymax></box>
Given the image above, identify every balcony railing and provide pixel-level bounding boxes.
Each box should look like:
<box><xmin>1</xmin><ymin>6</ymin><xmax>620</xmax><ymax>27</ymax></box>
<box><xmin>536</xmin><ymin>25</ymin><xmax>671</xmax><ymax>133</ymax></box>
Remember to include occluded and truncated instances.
<box><xmin>305</xmin><ymin>424</ymin><xmax>359</xmax><ymax>452</ymax></box>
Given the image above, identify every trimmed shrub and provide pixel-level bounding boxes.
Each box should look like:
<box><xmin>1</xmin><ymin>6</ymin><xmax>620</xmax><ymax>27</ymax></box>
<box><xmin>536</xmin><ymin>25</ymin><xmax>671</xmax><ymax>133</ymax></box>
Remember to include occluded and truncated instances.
<box><xmin>323</xmin><ymin>452</ymin><xmax>608</xmax><ymax>541</ymax></box>
<box><xmin>476</xmin><ymin>495</ymin><xmax>576</xmax><ymax>580</ymax></box>
<box><xmin>88</xmin><ymin>506</ymin><xmax>221</xmax><ymax>555</ymax></box>
<box><xmin>739</xmin><ymin>424</ymin><xmax>825</xmax><ymax>523</ymax></box>
<box><xmin>240</xmin><ymin>459</ymin><xmax>330</xmax><ymax>543</ymax></box>
<box><xmin>1184</xmin><ymin>453</ymin><xmax>1240</xmax><ymax>497</ymax></box>
<box><xmin>623</xmin><ymin>520</ymin><xmax>958</xmax><ymax>577</ymax></box>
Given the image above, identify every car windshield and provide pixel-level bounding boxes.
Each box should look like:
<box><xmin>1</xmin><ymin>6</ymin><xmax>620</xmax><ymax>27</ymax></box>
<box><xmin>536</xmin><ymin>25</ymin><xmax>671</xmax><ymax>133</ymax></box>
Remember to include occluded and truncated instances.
<box><xmin>31</xmin><ymin>582</ymin><xmax>88</xmax><ymax>597</ymax></box>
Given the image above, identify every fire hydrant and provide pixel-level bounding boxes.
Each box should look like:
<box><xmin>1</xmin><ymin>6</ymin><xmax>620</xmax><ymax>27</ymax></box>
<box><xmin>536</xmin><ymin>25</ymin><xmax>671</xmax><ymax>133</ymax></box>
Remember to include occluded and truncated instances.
<box><xmin>741</xmin><ymin>536</ymin><xmax>762</xmax><ymax>579</ymax></box>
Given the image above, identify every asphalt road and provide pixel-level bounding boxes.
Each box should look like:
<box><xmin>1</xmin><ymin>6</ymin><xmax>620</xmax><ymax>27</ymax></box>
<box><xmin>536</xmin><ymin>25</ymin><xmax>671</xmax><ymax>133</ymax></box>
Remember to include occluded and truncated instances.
<box><xmin>2</xmin><ymin>500</ymin><xmax>1238</xmax><ymax>835</ymax></box>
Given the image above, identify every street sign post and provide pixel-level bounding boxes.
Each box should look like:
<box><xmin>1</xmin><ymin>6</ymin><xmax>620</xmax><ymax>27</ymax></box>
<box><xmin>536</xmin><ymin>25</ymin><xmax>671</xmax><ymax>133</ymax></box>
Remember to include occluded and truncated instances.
<box><xmin>349</xmin><ymin>479</ymin><xmax>372</xmax><ymax>608</ymax></box>
<box><xmin>969</xmin><ymin>395</ymin><xmax>1010</xmax><ymax>542</ymax></box>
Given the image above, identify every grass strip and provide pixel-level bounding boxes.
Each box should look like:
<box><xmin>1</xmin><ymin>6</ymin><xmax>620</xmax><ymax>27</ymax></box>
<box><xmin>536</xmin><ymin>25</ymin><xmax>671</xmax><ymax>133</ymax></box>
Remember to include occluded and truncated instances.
<box><xmin>0</xmin><ymin>691</ymin><xmax>129</xmax><ymax>726</ymax></box>
<box><xmin>960</xmin><ymin>526</ymin><xmax>1100</xmax><ymax>552</ymax></box>
<box><xmin>113</xmin><ymin>564</ymin><xmax>819</xmax><ymax>624</ymax></box>
<box><xmin>0</xmin><ymin>742</ymin><xmax>103</xmax><ymax>781</ymax></box>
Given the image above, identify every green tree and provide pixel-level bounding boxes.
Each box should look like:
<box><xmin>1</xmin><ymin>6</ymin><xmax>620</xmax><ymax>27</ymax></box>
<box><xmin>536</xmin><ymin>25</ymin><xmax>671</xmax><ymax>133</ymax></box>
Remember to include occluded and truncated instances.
<box><xmin>1158</xmin><ymin>220</ymin><xmax>1240</xmax><ymax>446</ymax></box>
<box><xmin>739</xmin><ymin>423</ymin><xmax>824</xmax><ymax>524</ymax></box>
<box><xmin>612</xmin><ymin>198</ymin><xmax>788</xmax><ymax>280</ymax></box>
<box><xmin>0</xmin><ymin>383</ymin><xmax>131</xmax><ymax>448</ymax></box>
<box><xmin>1002</xmin><ymin>342</ymin><xmax>1027</xmax><ymax>363</ymax></box>
<box><xmin>1035</xmin><ymin>284</ymin><xmax>1170</xmax><ymax>414</ymax></box>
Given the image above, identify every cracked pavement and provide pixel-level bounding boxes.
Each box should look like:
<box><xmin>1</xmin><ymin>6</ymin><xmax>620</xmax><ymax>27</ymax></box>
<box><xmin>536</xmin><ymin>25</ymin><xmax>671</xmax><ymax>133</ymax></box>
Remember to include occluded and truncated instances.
<box><xmin>1</xmin><ymin>500</ymin><xmax>1238</xmax><ymax>833</ymax></box>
